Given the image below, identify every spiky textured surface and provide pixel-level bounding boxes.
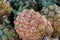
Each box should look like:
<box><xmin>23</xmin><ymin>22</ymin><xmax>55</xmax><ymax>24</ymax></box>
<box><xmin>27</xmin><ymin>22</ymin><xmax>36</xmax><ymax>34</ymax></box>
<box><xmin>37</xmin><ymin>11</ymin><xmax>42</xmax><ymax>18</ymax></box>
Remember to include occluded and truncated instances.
<box><xmin>0</xmin><ymin>0</ymin><xmax>11</xmax><ymax>17</ymax></box>
<box><xmin>41</xmin><ymin>4</ymin><xmax>60</xmax><ymax>35</ymax></box>
<box><xmin>0</xmin><ymin>24</ymin><xmax>17</xmax><ymax>40</ymax></box>
<box><xmin>0</xmin><ymin>15</ymin><xmax>18</xmax><ymax>40</ymax></box>
<box><xmin>14</xmin><ymin>9</ymin><xmax>53</xmax><ymax>40</ymax></box>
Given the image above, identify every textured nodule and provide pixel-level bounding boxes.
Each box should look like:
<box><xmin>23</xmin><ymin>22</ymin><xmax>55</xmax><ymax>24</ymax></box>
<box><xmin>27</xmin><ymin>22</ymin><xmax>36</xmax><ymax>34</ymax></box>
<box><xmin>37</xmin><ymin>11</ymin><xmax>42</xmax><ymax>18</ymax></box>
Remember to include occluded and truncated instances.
<box><xmin>14</xmin><ymin>9</ymin><xmax>53</xmax><ymax>40</ymax></box>
<box><xmin>0</xmin><ymin>0</ymin><xmax>11</xmax><ymax>17</ymax></box>
<box><xmin>41</xmin><ymin>4</ymin><xmax>60</xmax><ymax>35</ymax></box>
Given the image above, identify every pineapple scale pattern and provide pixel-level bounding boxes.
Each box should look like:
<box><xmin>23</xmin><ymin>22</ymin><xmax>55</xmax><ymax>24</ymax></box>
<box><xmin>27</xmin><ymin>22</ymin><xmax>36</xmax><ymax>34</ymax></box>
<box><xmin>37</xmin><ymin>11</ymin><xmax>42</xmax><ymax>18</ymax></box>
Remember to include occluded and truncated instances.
<box><xmin>0</xmin><ymin>24</ymin><xmax>16</xmax><ymax>40</ymax></box>
<box><xmin>14</xmin><ymin>9</ymin><xmax>53</xmax><ymax>40</ymax></box>
<box><xmin>0</xmin><ymin>0</ymin><xmax>11</xmax><ymax>17</ymax></box>
<box><xmin>41</xmin><ymin>4</ymin><xmax>60</xmax><ymax>34</ymax></box>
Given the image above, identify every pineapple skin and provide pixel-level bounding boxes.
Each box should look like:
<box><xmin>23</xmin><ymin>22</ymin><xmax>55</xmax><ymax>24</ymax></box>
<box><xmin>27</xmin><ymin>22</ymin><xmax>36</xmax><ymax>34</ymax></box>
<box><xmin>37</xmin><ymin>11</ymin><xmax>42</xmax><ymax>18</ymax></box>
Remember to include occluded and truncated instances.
<box><xmin>0</xmin><ymin>0</ymin><xmax>11</xmax><ymax>26</ymax></box>
<box><xmin>0</xmin><ymin>24</ymin><xmax>18</xmax><ymax>40</ymax></box>
<box><xmin>0</xmin><ymin>0</ymin><xmax>11</xmax><ymax>17</ymax></box>
<box><xmin>41</xmin><ymin>4</ymin><xmax>60</xmax><ymax>36</ymax></box>
<box><xmin>14</xmin><ymin>9</ymin><xmax>53</xmax><ymax>40</ymax></box>
<box><xmin>0</xmin><ymin>15</ymin><xmax>18</xmax><ymax>40</ymax></box>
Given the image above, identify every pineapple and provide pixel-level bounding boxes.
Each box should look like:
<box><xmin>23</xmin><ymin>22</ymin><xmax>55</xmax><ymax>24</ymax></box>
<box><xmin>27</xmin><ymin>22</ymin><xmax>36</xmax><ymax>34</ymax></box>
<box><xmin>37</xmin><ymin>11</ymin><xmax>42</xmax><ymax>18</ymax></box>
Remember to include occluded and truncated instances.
<box><xmin>0</xmin><ymin>15</ymin><xmax>18</xmax><ymax>40</ymax></box>
<box><xmin>0</xmin><ymin>0</ymin><xmax>12</xmax><ymax>27</ymax></box>
<box><xmin>41</xmin><ymin>3</ymin><xmax>60</xmax><ymax>36</ymax></box>
<box><xmin>0</xmin><ymin>0</ymin><xmax>11</xmax><ymax>17</ymax></box>
<box><xmin>14</xmin><ymin>9</ymin><xmax>53</xmax><ymax>40</ymax></box>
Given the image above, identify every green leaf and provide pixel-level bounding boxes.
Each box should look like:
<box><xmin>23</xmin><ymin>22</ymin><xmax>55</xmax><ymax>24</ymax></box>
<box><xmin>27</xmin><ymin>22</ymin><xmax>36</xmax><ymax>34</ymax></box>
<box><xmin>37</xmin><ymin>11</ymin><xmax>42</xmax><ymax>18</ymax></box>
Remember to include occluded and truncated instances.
<box><xmin>18</xmin><ymin>4</ymin><xmax>24</xmax><ymax>12</ymax></box>
<box><xmin>18</xmin><ymin>5</ymin><xmax>28</xmax><ymax>12</ymax></box>
<box><xmin>12</xmin><ymin>8</ymin><xmax>18</xmax><ymax>16</ymax></box>
<box><xmin>12</xmin><ymin>8</ymin><xmax>18</xmax><ymax>19</ymax></box>
<box><xmin>11</xmin><ymin>4</ymin><xmax>28</xmax><ymax>19</ymax></box>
